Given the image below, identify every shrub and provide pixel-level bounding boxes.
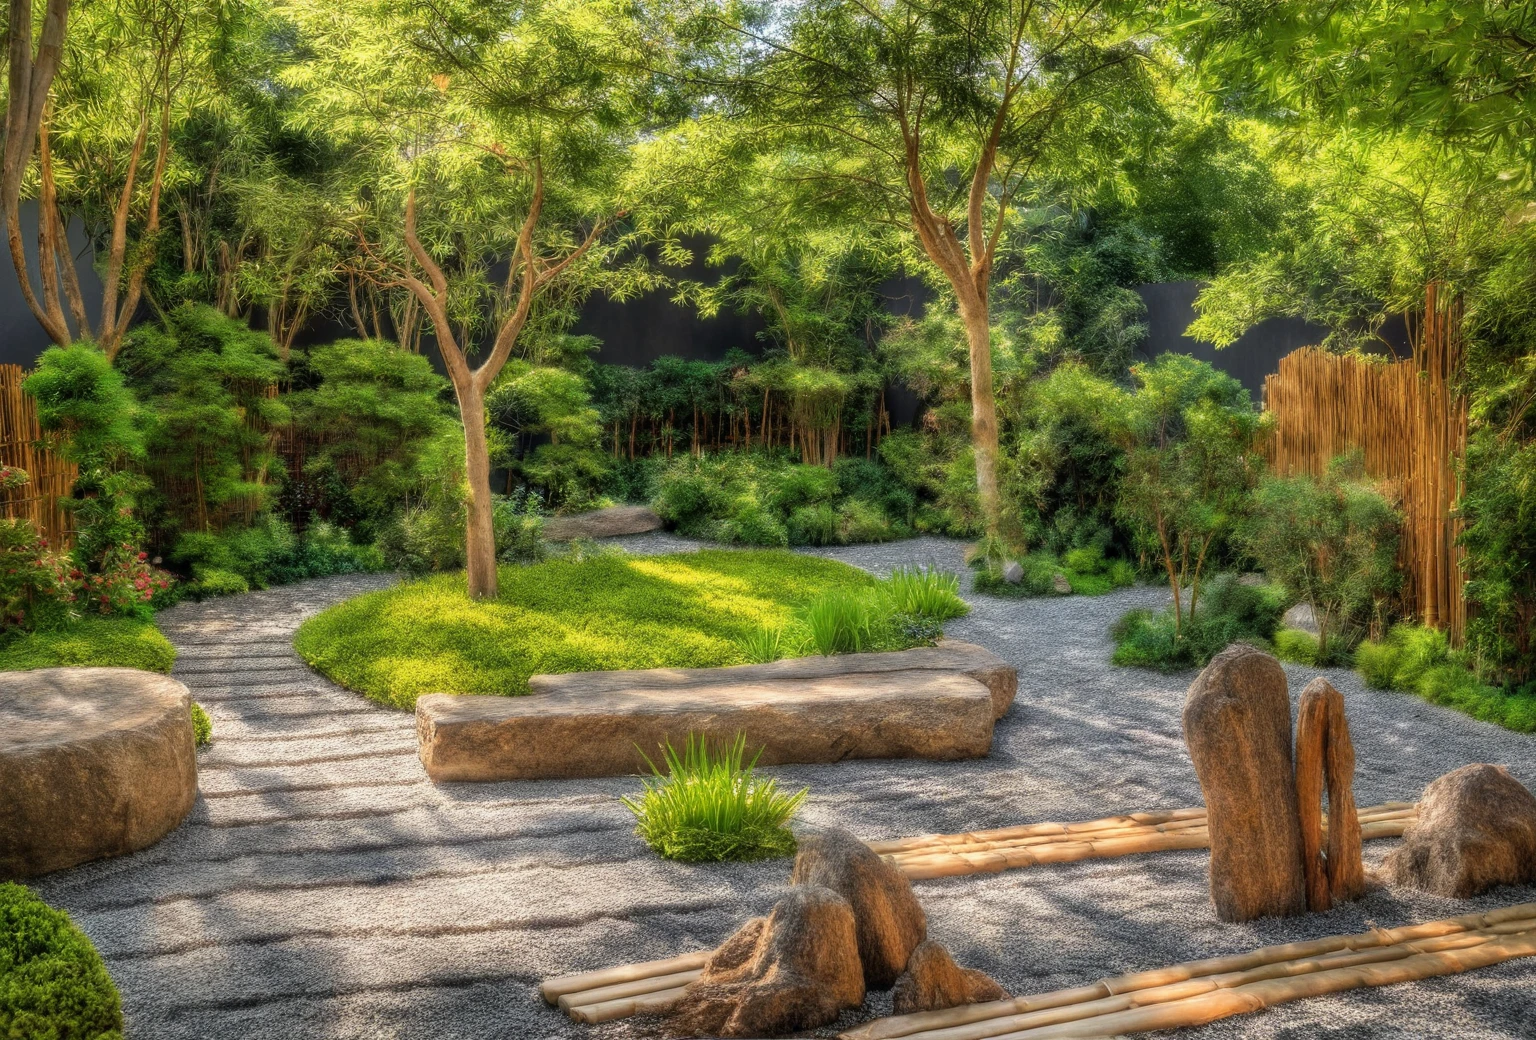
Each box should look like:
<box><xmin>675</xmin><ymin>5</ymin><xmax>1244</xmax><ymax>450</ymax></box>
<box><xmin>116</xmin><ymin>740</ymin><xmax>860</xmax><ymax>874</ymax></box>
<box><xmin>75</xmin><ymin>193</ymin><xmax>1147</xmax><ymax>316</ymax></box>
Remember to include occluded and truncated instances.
<box><xmin>493</xmin><ymin>491</ymin><xmax>547</xmax><ymax>564</ymax></box>
<box><xmin>191</xmin><ymin>567</ymin><xmax>250</xmax><ymax>598</ymax></box>
<box><xmin>377</xmin><ymin>504</ymin><xmax>465</xmax><ymax>575</ymax></box>
<box><xmin>1354</xmin><ymin>638</ymin><xmax>1402</xmax><ymax>689</ymax></box>
<box><xmin>972</xmin><ymin>551</ymin><xmax>1062</xmax><ymax>598</ymax></box>
<box><xmin>787</xmin><ymin>502</ymin><xmax>839</xmax><ymax>545</ymax></box>
<box><xmin>191</xmin><ymin>703</ymin><xmax>212</xmax><ymax>747</ymax></box>
<box><xmin>1112</xmin><ymin>573</ymin><xmax>1284</xmax><ymax>670</ymax></box>
<box><xmin>799</xmin><ymin>588</ymin><xmax>877</xmax><ymax>655</ymax></box>
<box><xmin>1274</xmin><ymin>627</ymin><xmax>1321</xmax><ymax>666</ymax></box>
<box><xmin>176</xmin><ymin>515</ymin><xmax>379</xmax><ymax>588</ymax></box>
<box><xmin>1241</xmin><ymin>456</ymin><xmax>1401</xmax><ymax>659</ymax></box>
<box><xmin>0</xmin><ymin>882</ymin><xmax>123</xmax><ymax>1040</ymax></box>
<box><xmin>0</xmin><ymin>616</ymin><xmax>176</xmax><ymax>673</ymax></box>
<box><xmin>80</xmin><ymin>545</ymin><xmax>176</xmax><ymax>619</ymax></box>
<box><xmin>0</xmin><ymin>516</ymin><xmax>78</xmax><ymax>633</ymax></box>
<box><xmin>622</xmin><ymin>734</ymin><xmax>806</xmax><ymax>862</ymax></box>
<box><xmin>880</xmin><ymin>566</ymin><xmax>968</xmax><ymax>621</ymax></box>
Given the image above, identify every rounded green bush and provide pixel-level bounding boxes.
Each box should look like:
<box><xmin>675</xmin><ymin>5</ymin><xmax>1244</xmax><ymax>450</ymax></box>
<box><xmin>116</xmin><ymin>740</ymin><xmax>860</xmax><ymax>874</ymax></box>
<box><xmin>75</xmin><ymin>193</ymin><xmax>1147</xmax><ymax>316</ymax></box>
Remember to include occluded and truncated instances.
<box><xmin>1273</xmin><ymin>627</ymin><xmax>1321</xmax><ymax>666</ymax></box>
<box><xmin>1354</xmin><ymin>639</ymin><xmax>1402</xmax><ymax>689</ymax></box>
<box><xmin>191</xmin><ymin>702</ymin><xmax>213</xmax><ymax>747</ymax></box>
<box><xmin>0</xmin><ymin>883</ymin><xmax>123</xmax><ymax>1040</ymax></box>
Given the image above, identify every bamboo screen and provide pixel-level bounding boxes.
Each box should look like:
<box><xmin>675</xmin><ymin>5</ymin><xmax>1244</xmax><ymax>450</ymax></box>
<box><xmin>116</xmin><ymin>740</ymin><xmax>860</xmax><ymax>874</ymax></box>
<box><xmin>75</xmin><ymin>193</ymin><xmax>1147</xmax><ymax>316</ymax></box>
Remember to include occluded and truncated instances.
<box><xmin>0</xmin><ymin>363</ymin><xmax>76</xmax><ymax>548</ymax></box>
<box><xmin>1261</xmin><ymin>285</ymin><xmax>1467</xmax><ymax>642</ymax></box>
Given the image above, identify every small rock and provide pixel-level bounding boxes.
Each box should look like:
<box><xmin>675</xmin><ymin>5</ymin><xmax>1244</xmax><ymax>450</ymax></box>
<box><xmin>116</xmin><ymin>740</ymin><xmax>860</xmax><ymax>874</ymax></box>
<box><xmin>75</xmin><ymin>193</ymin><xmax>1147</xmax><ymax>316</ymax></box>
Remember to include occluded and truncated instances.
<box><xmin>1051</xmin><ymin>572</ymin><xmax>1072</xmax><ymax>595</ymax></box>
<box><xmin>1282</xmin><ymin>602</ymin><xmax>1320</xmax><ymax>635</ymax></box>
<box><xmin>1001</xmin><ymin>560</ymin><xmax>1023</xmax><ymax>584</ymax></box>
<box><xmin>1383</xmin><ymin>764</ymin><xmax>1536</xmax><ymax>898</ymax></box>
<box><xmin>667</xmin><ymin>886</ymin><xmax>864</xmax><ymax>1038</ymax></box>
<box><xmin>1183</xmin><ymin>644</ymin><xmax>1308</xmax><ymax>922</ymax></box>
<box><xmin>892</xmin><ymin>940</ymin><xmax>1007</xmax><ymax>1015</ymax></box>
<box><xmin>1237</xmin><ymin>572</ymin><xmax>1266</xmax><ymax>587</ymax></box>
<box><xmin>791</xmin><ymin>828</ymin><xmax>925</xmax><ymax>989</ymax></box>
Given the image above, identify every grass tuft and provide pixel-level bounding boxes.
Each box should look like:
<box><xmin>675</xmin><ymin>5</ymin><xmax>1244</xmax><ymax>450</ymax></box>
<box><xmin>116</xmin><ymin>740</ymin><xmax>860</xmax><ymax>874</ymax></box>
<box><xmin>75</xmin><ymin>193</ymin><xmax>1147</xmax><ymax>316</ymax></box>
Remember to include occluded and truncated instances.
<box><xmin>191</xmin><ymin>703</ymin><xmax>212</xmax><ymax>747</ymax></box>
<box><xmin>622</xmin><ymin>733</ymin><xmax>806</xmax><ymax>862</ymax></box>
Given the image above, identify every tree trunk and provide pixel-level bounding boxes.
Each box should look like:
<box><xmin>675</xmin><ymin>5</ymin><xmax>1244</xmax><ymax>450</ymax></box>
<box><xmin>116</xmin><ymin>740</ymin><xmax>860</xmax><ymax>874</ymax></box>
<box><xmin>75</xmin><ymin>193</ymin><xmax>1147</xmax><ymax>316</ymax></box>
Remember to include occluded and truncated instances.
<box><xmin>458</xmin><ymin>381</ymin><xmax>498</xmax><ymax>600</ymax></box>
<box><xmin>961</xmin><ymin>300</ymin><xmax>1002</xmax><ymax>531</ymax></box>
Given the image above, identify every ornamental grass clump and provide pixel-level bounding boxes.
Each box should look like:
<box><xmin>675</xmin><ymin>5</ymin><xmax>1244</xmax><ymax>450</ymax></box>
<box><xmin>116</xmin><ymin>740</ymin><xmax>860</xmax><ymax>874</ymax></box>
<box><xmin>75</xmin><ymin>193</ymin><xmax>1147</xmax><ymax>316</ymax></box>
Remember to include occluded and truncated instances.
<box><xmin>623</xmin><ymin>734</ymin><xmax>807</xmax><ymax>862</ymax></box>
<box><xmin>880</xmin><ymin>565</ymin><xmax>968</xmax><ymax>621</ymax></box>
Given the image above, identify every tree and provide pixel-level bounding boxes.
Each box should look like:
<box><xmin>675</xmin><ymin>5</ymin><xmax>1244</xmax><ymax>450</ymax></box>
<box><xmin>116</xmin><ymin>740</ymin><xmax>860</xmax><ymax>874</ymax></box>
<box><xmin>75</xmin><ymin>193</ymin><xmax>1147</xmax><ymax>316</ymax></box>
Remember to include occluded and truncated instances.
<box><xmin>710</xmin><ymin>0</ymin><xmax>1154</xmax><ymax>532</ymax></box>
<box><xmin>1241</xmin><ymin>457</ymin><xmax>1402</xmax><ymax>661</ymax></box>
<box><xmin>281</xmin><ymin>0</ymin><xmax>667</xmax><ymax>598</ymax></box>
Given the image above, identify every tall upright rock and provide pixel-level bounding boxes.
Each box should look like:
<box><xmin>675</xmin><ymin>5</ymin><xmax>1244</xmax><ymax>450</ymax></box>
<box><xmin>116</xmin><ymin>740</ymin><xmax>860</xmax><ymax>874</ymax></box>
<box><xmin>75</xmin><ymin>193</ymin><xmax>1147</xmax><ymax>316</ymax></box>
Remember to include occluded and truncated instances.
<box><xmin>1183</xmin><ymin>644</ymin><xmax>1307</xmax><ymax>922</ymax></box>
<box><xmin>1294</xmin><ymin>677</ymin><xmax>1366</xmax><ymax>912</ymax></box>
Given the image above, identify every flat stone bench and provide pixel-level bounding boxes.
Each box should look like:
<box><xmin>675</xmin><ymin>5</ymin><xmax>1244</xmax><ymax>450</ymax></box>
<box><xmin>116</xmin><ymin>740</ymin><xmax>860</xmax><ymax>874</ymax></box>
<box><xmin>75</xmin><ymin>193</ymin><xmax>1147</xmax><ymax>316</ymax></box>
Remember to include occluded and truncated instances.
<box><xmin>1</xmin><ymin>667</ymin><xmax>198</xmax><ymax>879</ymax></box>
<box><xmin>542</xmin><ymin>505</ymin><xmax>663</xmax><ymax>541</ymax></box>
<box><xmin>416</xmin><ymin>641</ymin><xmax>1014</xmax><ymax>782</ymax></box>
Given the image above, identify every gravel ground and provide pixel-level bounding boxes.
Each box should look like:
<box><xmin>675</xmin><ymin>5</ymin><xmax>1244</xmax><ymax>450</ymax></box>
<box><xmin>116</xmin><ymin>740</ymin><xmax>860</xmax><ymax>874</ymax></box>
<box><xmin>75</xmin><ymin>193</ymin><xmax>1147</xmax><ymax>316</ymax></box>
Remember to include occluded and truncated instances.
<box><xmin>32</xmin><ymin>535</ymin><xmax>1536</xmax><ymax>1040</ymax></box>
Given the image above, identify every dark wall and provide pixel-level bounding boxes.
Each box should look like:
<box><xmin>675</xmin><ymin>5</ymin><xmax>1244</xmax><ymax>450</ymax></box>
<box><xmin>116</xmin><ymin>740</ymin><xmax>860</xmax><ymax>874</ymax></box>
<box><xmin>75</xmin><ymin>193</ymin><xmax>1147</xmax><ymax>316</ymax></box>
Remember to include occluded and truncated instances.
<box><xmin>0</xmin><ymin>202</ymin><xmax>103</xmax><ymax>367</ymax></box>
<box><xmin>1136</xmin><ymin>281</ymin><xmax>1411</xmax><ymax>399</ymax></box>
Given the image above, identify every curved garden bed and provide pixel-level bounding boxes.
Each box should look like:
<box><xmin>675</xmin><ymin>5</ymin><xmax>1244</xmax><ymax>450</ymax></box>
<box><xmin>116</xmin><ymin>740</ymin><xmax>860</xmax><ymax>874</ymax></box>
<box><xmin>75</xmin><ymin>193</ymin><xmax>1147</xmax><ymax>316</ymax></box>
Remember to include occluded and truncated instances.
<box><xmin>295</xmin><ymin>549</ymin><xmax>948</xmax><ymax>709</ymax></box>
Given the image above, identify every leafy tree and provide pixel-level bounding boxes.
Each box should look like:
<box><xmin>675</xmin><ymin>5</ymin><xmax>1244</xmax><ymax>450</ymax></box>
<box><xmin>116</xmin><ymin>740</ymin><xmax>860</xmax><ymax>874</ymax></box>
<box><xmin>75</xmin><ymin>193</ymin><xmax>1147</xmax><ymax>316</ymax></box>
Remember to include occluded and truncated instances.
<box><xmin>1115</xmin><ymin>355</ymin><xmax>1263</xmax><ymax>638</ymax></box>
<box><xmin>280</xmin><ymin>0</ymin><xmax>671</xmax><ymax>598</ymax></box>
<box><xmin>714</xmin><ymin>0</ymin><xmax>1156</xmax><ymax>532</ymax></box>
<box><xmin>1241</xmin><ymin>457</ymin><xmax>1402</xmax><ymax>660</ymax></box>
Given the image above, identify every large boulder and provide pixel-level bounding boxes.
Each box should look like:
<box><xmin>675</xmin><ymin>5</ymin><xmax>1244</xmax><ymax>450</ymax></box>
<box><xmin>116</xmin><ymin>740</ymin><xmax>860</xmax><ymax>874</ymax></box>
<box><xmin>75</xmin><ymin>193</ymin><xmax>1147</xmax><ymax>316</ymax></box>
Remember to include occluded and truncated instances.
<box><xmin>791</xmin><ymin>828</ymin><xmax>925</xmax><ymax>989</ymax></box>
<box><xmin>667</xmin><ymin>886</ymin><xmax>864</xmax><ymax>1038</ymax></box>
<box><xmin>1</xmin><ymin>668</ymin><xmax>197</xmax><ymax>879</ymax></box>
<box><xmin>891</xmin><ymin>940</ymin><xmax>1007</xmax><ymax>1016</ymax></box>
<box><xmin>1183</xmin><ymin>644</ymin><xmax>1307</xmax><ymax>922</ymax></box>
<box><xmin>1383</xmin><ymin>764</ymin><xmax>1536</xmax><ymax>898</ymax></box>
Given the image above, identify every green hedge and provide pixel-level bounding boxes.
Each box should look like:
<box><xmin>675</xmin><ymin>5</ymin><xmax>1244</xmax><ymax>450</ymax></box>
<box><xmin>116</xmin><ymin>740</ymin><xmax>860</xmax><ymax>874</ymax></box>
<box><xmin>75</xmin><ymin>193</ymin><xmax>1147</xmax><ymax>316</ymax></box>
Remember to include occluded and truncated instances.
<box><xmin>0</xmin><ymin>883</ymin><xmax>123</xmax><ymax>1040</ymax></box>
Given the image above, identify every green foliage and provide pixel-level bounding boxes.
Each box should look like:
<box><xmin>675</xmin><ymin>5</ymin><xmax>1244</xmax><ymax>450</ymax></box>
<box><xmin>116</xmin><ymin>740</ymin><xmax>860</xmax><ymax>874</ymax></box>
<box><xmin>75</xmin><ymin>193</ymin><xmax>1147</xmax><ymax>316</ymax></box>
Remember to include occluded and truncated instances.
<box><xmin>1112</xmin><ymin>573</ymin><xmax>1285</xmax><ymax>671</ymax></box>
<box><xmin>1460</xmin><ymin>429</ymin><xmax>1536</xmax><ymax>688</ymax></box>
<box><xmin>0</xmin><ymin>514</ymin><xmax>79</xmax><ymax>633</ymax></box>
<box><xmin>294</xmin><ymin>550</ymin><xmax>883</xmax><ymax>709</ymax></box>
<box><xmin>653</xmin><ymin>452</ymin><xmax>911</xmax><ymax>547</ymax></box>
<box><xmin>117</xmin><ymin>305</ymin><xmax>289</xmax><ymax>539</ymax></box>
<box><xmin>1241</xmin><ymin>456</ymin><xmax>1402</xmax><ymax>658</ymax></box>
<box><xmin>1356</xmin><ymin>624</ymin><xmax>1536</xmax><ymax>733</ymax></box>
<box><xmin>492</xmin><ymin>490</ymin><xmax>547</xmax><ymax>564</ymax></box>
<box><xmin>797</xmin><ymin>589</ymin><xmax>878</xmax><ymax>656</ymax></box>
<box><xmin>622</xmin><ymin>734</ymin><xmax>806</xmax><ymax>863</ymax></box>
<box><xmin>285</xmin><ymin>339</ymin><xmax>453</xmax><ymax>535</ymax></box>
<box><xmin>191</xmin><ymin>703</ymin><xmax>212</xmax><ymax>748</ymax></box>
<box><xmin>1273</xmin><ymin>628</ymin><xmax>1322</xmax><ymax>666</ymax></box>
<box><xmin>0</xmin><ymin>883</ymin><xmax>123</xmax><ymax>1040</ymax></box>
<box><xmin>880</xmin><ymin>566</ymin><xmax>968</xmax><ymax>622</ymax></box>
<box><xmin>0</xmin><ymin>617</ymin><xmax>176</xmax><ymax>673</ymax></box>
<box><xmin>174</xmin><ymin>516</ymin><xmax>381</xmax><ymax>591</ymax></box>
<box><xmin>23</xmin><ymin>344</ymin><xmax>144</xmax><ymax>468</ymax></box>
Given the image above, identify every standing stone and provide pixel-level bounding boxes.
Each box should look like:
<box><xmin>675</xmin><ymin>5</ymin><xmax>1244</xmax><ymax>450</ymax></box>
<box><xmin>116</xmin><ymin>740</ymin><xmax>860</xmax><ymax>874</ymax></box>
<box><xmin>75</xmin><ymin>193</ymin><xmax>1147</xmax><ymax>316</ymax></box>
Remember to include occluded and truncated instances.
<box><xmin>892</xmin><ymin>940</ymin><xmax>1007</xmax><ymax>1015</ymax></box>
<box><xmin>1294</xmin><ymin>677</ymin><xmax>1365</xmax><ymax>912</ymax></box>
<box><xmin>791</xmin><ymin>828</ymin><xmax>926</xmax><ymax>989</ymax></box>
<box><xmin>1183</xmin><ymin>644</ymin><xmax>1307</xmax><ymax>922</ymax></box>
<box><xmin>1001</xmin><ymin>561</ymin><xmax>1024</xmax><ymax>584</ymax></box>
<box><xmin>1383</xmin><ymin>764</ymin><xmax>1536</xmax><ymax>898</ymax></box>
<box><xmin>667</xmin><ymin>886</ymin><xmax>864</xmax><ymax>1038</ymax></box>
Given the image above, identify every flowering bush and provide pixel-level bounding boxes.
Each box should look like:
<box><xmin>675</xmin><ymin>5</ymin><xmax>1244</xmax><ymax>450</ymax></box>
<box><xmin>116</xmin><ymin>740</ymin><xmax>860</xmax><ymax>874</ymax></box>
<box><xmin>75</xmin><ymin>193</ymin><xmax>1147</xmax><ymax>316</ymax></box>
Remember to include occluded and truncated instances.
<box><xmin>0</xmin><ymin>466</ymin><xmax>29</xmax><ymax>492</ymax></box>
<box><xmin>80</xmin><ymin>543</ymin><xmax>176</xmax><ymax>620</ymax></box>
<box><xmin>0</xmin><ymin>519</ymin><xmax>79</xmax><ymax>632</ymax></box>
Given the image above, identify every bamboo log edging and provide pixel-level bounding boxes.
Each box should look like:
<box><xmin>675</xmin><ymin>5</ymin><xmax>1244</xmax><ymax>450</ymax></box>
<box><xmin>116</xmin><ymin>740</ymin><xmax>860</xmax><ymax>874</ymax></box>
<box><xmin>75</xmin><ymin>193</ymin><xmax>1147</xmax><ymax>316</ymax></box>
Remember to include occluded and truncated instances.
<box><xmin>841</xmin><ymin>903</ymin><xmax>1536</xmax><ymax>1040</ymax></box>
<box><xmin>539</xmin><ymin>949</ymin><xmax>712</xmax><ymax>1005</ymax></box>
<box><xmin>884</xmin><ymin>803</ymin><xmax>1416</xmax><ymax>882</ymax></box>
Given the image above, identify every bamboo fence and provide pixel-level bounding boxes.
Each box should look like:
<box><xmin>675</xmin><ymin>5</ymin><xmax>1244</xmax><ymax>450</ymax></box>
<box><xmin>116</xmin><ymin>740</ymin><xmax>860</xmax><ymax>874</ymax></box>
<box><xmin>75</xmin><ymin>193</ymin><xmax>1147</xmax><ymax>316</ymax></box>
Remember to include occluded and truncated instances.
<box><xmin>0</xmin><ymin>364</ymin><xmax>75</xmax><ymax>546</ymax></box>
<box><xmin>538</xmin><ymin>801</ymin><xmax>1418</xmax><ymax>1026</ymax></box>
<box><xmin>841</xmin><ymin>902</ymin><xmax>1536</xmax><ymax>1040</ymax></box>
<box><xmin>1262</xmin><ymin>283</ymin><xmax>1467</xmax><ymax>642</ymax></box>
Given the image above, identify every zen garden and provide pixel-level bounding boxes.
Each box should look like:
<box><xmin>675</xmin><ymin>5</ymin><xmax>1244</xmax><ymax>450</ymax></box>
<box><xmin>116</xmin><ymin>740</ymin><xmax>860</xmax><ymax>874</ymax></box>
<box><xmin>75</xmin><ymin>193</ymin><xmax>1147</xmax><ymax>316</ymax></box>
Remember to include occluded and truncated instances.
<box><xmin>6</xmin><ymin>2</ymin><xmax>1536</xmax><ymax>1040</ymax></box>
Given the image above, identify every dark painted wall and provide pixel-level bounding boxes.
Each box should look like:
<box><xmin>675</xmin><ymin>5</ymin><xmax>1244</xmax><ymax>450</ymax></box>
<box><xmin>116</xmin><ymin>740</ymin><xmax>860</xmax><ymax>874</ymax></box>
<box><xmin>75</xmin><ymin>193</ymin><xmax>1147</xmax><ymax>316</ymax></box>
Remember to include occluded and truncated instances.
<box><xmin>0</xmin><ymin>202</ymin><xmax>103</xmax><ymax>367</ymax></box>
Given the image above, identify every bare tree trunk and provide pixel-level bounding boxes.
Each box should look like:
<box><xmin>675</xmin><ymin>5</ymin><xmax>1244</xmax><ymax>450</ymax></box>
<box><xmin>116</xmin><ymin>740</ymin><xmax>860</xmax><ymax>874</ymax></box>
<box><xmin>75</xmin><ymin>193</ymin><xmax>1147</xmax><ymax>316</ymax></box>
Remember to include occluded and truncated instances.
<box><xmin>459</xmin><ymin>381</ymin><xmax>498</xmax><ymax>599</ymax></box>
<box><xmin>961</xmin><ymin>303</ymin><xmax>1001</xmax><ymax>529</ymax></box>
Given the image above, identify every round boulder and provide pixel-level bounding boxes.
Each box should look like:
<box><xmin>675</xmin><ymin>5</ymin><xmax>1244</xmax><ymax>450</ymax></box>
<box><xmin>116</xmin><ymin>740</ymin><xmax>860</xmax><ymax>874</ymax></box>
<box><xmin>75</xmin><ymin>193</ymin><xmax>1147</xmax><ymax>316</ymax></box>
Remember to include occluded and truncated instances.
<box><xmin>1383</xmin><ymin>763</ymin><xmax>1536</xmax><ymax>898</ymax></box>
<box><xmin>1</xmin><ymin>667</ymin><xmax>197</xmax><ymax>879</ymax></box>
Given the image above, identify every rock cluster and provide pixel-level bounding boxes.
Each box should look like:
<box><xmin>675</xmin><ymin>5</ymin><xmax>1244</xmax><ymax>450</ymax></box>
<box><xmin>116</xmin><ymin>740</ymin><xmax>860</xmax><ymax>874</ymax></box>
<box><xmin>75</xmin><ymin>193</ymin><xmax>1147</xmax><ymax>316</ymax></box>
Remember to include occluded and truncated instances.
<box><xmin>668</xmin><ymin>827</ymin><xmax>1003</xmax><ymax>1037</ymax></box>
<box><xmin>1384</xmin><ymin>763</ymin><xmax>1536</xmax><ymax>898</ymax></box>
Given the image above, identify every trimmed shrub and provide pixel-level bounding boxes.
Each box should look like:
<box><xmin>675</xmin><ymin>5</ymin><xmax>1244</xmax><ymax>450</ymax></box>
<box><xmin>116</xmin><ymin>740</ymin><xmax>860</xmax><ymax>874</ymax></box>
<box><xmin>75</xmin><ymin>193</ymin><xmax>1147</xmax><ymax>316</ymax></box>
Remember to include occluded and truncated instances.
<box><xmin>191</xmin><ymin>703</ymin><xmax>212</xmax><ymax>747</ymax></box>
<box><xmin>1273</xmin><ymin>627</ymin><xmax>1322</xmax><ymax>666</ymax></box>
<box><xmin>622</xmin><ymin>734</ymin><xmax>806</xmax><ymax>862</ymax></box>
<box><xmin>0</xmin><ymin>882</ymin><xmax>123</xmax><ymax>1040</ymax></box>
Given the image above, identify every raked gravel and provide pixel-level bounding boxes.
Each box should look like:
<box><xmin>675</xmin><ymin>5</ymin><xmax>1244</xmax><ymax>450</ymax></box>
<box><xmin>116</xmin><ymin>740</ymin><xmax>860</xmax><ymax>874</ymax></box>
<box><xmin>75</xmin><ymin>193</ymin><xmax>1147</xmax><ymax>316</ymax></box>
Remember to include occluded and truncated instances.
<box><xmin>32</xmin><ymin>535</ymin><xmax>1536</xmax><ymax>1040</ymax></box>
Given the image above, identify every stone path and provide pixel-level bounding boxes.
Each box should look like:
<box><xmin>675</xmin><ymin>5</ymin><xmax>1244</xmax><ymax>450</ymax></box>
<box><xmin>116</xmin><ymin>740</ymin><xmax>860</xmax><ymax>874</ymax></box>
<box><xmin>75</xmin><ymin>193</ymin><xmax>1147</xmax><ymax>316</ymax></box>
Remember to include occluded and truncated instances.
<box><xmin>32</xmin><ymin>538</ymin><xmax>1536</xmax><ymax>1039</ymax></box>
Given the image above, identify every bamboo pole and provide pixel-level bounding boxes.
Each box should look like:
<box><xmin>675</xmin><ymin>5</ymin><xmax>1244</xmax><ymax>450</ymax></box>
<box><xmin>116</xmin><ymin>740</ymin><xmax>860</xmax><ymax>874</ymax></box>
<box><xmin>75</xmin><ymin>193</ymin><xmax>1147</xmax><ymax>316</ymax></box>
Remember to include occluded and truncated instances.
<box><xmin>555</xmin><ymin>968</ymin><xmax>704</xmax><ymax>1011</ymax></box>
<box><xmin>842</xmin><ymin>904</ymin><xmax>1536</xmax><ymax>1040</ymax></box>
<box><xmin>539</xmin><ymin>950</ymin><xmax>712</xmax><ymax>1004</ymax></box>
<box><xmin>567</xmin><ymin>984</ymin><xmax>692</xmax><ymax>1025</ymax></box>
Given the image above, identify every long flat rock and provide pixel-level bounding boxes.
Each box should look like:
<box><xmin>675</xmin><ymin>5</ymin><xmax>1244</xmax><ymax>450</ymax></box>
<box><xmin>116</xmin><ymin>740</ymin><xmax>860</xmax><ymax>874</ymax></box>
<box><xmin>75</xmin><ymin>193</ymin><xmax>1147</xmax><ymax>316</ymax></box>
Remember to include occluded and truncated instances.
<box><xmin>542</xmin><ymin>505</ymin><xmax>663</xmax><ymax>541</ymax></box>
<box><xmin>416</xmin><ymin>669</ymin><xmax>996</xmax><ymax>782</ymax></box>
<box><xmin>528</xmin><ymin>639</ymin><xmax>1017</xmax><ymax>720</ymax></box>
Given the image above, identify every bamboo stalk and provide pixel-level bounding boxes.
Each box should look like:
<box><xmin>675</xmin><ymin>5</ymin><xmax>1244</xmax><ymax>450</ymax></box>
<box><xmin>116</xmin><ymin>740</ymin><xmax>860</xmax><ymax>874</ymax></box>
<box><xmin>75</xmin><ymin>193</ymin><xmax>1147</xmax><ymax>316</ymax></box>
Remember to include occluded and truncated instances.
<box><xmin>840</xmin><ymin>904</ymin><xmax>1536</xmax><ymax>1040</ymax></box>
<box><xmin>567</xmin><ymin>984</ymin><xmax>692</xmax><ymax>1024</ymax></box>
<box><xmin>539</xmin><ymin>950</ymin><xmax>712</xmax><ymax>1004</ymax></box>
<box><xmin>555</xmin><ymin>968</ymin><xmax>705</xmax><ymax>1011</ymax></box>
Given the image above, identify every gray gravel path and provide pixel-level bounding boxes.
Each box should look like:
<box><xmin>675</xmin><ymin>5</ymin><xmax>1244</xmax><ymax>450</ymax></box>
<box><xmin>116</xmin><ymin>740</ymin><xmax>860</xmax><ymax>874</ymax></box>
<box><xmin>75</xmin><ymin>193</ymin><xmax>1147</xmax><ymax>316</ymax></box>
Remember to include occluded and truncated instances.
<box><xmin>32</xmin><ymin>536</ymin><xmax>1536</xmax><ymax>1040</ymax></box>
